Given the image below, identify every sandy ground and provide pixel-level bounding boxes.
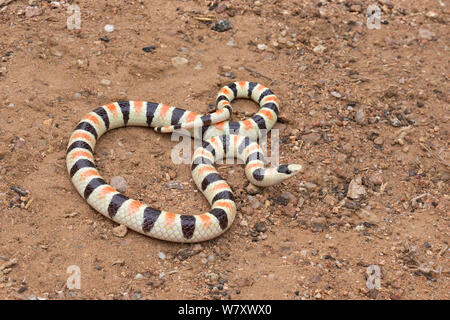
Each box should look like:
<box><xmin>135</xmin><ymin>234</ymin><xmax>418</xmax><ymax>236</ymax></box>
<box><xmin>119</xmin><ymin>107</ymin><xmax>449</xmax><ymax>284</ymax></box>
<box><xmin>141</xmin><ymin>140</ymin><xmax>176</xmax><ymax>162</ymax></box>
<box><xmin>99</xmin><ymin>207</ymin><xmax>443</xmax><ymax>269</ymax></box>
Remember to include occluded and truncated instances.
<box><xmin>0</xmin><ymin>0</ymin><xmax>448</xmax><ymax>300</ymax></box>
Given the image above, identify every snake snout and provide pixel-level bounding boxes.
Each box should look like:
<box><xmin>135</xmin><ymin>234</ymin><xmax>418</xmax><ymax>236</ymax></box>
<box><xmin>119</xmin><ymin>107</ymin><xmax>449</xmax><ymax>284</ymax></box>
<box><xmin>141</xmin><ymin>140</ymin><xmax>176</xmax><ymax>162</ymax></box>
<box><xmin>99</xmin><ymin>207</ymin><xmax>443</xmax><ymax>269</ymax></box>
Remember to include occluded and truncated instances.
<box><xmin>287</xmin><ymin>164</ymin><xmax>303</xmax><ymax>175</ymax></box>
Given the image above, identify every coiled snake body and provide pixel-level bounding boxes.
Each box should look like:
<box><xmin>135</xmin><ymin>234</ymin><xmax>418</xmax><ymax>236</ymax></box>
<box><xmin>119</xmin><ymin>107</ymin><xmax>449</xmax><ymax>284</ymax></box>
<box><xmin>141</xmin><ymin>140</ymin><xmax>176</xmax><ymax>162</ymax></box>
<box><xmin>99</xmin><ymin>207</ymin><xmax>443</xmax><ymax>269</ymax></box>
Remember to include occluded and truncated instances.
<box><xmin>66</xmin><ymin>82</ymin><xmax>301</xmax><ymax>242</ymax></box>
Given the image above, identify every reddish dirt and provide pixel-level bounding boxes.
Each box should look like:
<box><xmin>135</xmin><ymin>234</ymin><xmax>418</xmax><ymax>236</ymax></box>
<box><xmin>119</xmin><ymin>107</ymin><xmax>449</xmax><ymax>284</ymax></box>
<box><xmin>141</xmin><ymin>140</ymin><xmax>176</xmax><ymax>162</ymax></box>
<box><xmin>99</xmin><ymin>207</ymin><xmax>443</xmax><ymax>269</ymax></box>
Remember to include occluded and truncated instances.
<box><xmin>0</xmin><ymin>0</ymin><xmax>448</xmax><ymax>300</ymax></box>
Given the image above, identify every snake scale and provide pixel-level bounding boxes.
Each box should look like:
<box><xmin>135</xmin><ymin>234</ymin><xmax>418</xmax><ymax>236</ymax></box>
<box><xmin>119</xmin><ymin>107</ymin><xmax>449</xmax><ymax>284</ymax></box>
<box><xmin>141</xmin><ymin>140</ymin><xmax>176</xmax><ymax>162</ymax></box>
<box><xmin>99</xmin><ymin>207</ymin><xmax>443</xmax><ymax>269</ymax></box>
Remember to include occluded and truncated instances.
<box><xmin>66</xmin><ymin>81</ymin><xmax>302</xmax><ymax>242</ymax></box>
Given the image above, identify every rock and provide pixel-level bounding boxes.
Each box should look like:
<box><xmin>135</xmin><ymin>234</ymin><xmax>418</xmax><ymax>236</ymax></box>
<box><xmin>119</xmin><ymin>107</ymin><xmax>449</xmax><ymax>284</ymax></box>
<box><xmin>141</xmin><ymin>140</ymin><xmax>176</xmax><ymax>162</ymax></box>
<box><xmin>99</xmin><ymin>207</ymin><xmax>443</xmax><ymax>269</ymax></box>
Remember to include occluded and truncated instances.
<box><xmin>168</xmin><ymin>169</ymin><xmax>177</xmax><ymax>180</ymax></box>
<box><xmin>331</xmin><ymin>91</ymin><xmax>341</xmax><ymax>98</ymax></box>
<box><xmin>310</xmin><ymin>217</ymin><xmax>326</xmax><ymax>232</ymax></box>
<box><xmin>356</xmin><ymin>208</ymin><xmax>379</xmax><ymax>225</ymax></box>
<box><xmin>211</xmin><ymin>19</ymin><xmax>233</xmax><ymax>32</ymax></box>
<box><xmin>158</xmin><ymin>252</ymin><xmax>166</xmax><ymax>260</ymax></box>
<box><xmin>227</xmin><ymin>38</ymin><xmax>236</xmax><ymax>46</ymax></box>
<box><xmin>100</xmin><ymin>79</ymin><xmax>111</xmax><ymax>86</ymax></box>
<box><xmin>142</xmin><ymin>46</ymin><xmax>156</xmax><ymax>53</ymax></box>
<box><xmin>347</xmin><ymin>176</ymin><xmax>366</xmax><ymax>200</ymax></box>
<box><xmin>222</xmin><ymin>72</ymin><xmax>235</xmax><ymax>79</ymax></box>
<box><xmin>369</xmin><ymin>173</ymin><xmax>383</xmax><ymax>185</ymax></box>
<box><xmin>374</xmin><ymin>137</ymin><xmax>383</xmax><ymax>146</ymax></box>
<box><xmin>49</xmin><ymin>1</ymin><xmax>60</xmax><ymax>9</ymax></box>
<box><xmin>342</xmin><ymin>142</ymin><xmax>353</xmax><ymax>154</ymax></box>
<box><xmin>50</xmin><ymin>48</ymin><xmax>62</xmax><ymax>57</ymax></box>
<box><xmin>426</xmin><ymin>11</ymin><xmax>438</xmax><ymax>19</ymax></box>
<box><xmin>248</xmin><ymin>196</ymin><xmax>262</xmax><ymax>209</ymax></box>
<box><xmin>104</xmin><ymin>24</ymin><xmax>114</xmax><ymax>33</ymax></box>
<box><xmin>390</xmin><ymin>117</ymin><xmax>401</xmax><ymax>127</ymax></box>
<box><xmin>322</xmin><ymin>194</ymin><xmax>336</xmax><ymax>206</ymax></box>
<box><xmin>254</xmin><ymin>222</ymin><xmax>266</xmax><ymax>233</ymax></box>
<box><xmin>302</xmin><ymin>132</ymin><xmax>321</xmax><ymax>145</ymax></box>
<box><xmin>110</xmin><ymin>176</ymin><xmax>127</xmax><ymax>193</ymax></box>
<box><xmin>305</xmin><ymin>182</ymin><xmax>318</xmax><ymax>192</ymax></box>
<box><xmin>133</xmin><ymin>292</ymin><xmax>142</xmax><ymax>299</ymax></box>
<box><xmin>313</xmin><ymin>45</ymin><xmax>326</xmax><ymax>53</ymax></box>
<box><xmin>76</xmin><ymin>58</ymin><xmax>88</xmax><ymax>69</ymax></box>
<box><xmin>282</xmin><ymin>203</ymin><xmax>296</xmax><ymax>217</ymax></box>
<box><xmin>165</xmin><ymin>182</ymin><xmax>184</xmax><ymax>190</ymax></box>
<box><xmin>177</xmin><ymin>246</ymin><xmax>202</xmax><ymax>261</ymax></box>
<box><xmin>25</xmin><ymin>6</ymin><xmax>43</xmax><ymax>18</ymax></box>
<box><xmin>235</xmin><ymin>276</ymin><xmax>254</xmax><ymax>287</ymax></box>
<box><xmin>194</xmin><ymin>61</ymin><xmax>203</xmax><ymax>70</ymax></box>
<box><xmin>14</xmin><ymin>138</ymin><xmax>26</xmax><ymax>149</ymax></box>
<box><xmin>171</xmin><ymin>57</ymin><xmax>188</xmax><ymax>67</ymax></box>
<box><xmin>135</xmin><ymin>273</ymin><xmax>144</xmax><ymax>280</ymax></box>
<box><xmin>276</xmin><ymin>192</ymin><xmax>296</xmax><ymax>206</ymax></box>
<box><xmin>112</xmin><ymin>225</ymin><xmax>128</xmax><ymax>238</ymax></box>
<box><xmin>349</xmin><ymin>4</ymin><xmax>362</xmax><ymax>13</ymax></box>
<box><xmin>257</xmin><ymin>44</ymin><xmax>268</xmax><ymax>51</ymax></box>
<box><xmin>216</xmin><ymin>4</ymin><xmax>227</xmax><ymax>13</ymax></box>
<box><xmin>245</xmin><ymin>183</ymin><xmax>262</xmax><ymax>195</ymax></box>
<box><xmin>209</xmin><ymin>272</ymin><xmax>219</xmax><ymax>282</ymax></box>
<box><xmin>310</xmin><ymin>275</ymin><xmax>321</xmax><ymax>283</ymax></box>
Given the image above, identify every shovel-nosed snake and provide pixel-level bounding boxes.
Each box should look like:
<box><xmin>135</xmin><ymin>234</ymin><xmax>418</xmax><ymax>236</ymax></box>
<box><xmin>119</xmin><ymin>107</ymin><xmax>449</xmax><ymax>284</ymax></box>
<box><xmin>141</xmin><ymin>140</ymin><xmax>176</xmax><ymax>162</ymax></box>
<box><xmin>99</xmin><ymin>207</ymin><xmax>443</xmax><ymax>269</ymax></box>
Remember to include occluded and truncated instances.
<box><xmin>66</xmin><ymin>81</ymin><xmax>302</xmax><ymax>242</ymax></box>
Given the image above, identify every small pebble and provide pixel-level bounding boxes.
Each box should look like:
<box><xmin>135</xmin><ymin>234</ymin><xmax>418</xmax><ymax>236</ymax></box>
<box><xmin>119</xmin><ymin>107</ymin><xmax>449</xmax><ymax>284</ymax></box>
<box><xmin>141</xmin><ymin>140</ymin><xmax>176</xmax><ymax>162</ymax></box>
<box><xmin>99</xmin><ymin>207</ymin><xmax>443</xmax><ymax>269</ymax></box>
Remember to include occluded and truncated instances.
<box><xmin>133</xmin><ymin>292</ymin><xmax>142</xmax><ymax>299</ymax></box>
<box><xmin>142</xmin><ymin>46</ymin><xmax>156</xmax><ymax>53</ymax></box>
<box><xmin>209</xmin><ymin>272</ymin><xmax>219</xmax><ymax>282</ymax></box>
<box><xmin>313</xmin><ymin>44</ymin><xmax>326</xmax><ymax>53</ymax></box>
<box><xmin>257</xmin><ymin>44</ymin><xmax>268</xmax><ymax>51</ymax></box>
<box><xmin>245</xmin><ymin>184</ymin><xmax>261</xmax><ymax>195</ymax></box>
<box><xmin>135</xmin><ymin>273</ymin><xmax>144</xmax><ymax>280</ymax></box>
<box><xmin>100</xmin><ymin>79</ymin><xmax>111</xmax><ymax>86</ymax></box>
<box><xmin>211</xmin><ymin>19</ymin><xmax>233</xmax><ymax>32</ymax></box>
<box><xmin>104</xmin><ymin>24</ymin><xmax>115</xmax><ymax>33</ymax></box>
<box><xmin>165</xmin><ymin>182</ymin><xmax>184</xmax><ymax>190</ymax></box>
<box><xmin>158</xmin><ymin>252</ymin><xmax>166</xmax><ymax>260</ymax></box>
<box><xmin>110</xmin><ymin>176</ymin><xmax>127</xmax><ymax>193</ymax></box>
<box><xmin>194</xmin><ymin>61</ymin><xmax>203</xmax><ymax>70</ymax></box>
<box><xmin>17</xmin><ymin>286</ymin><xmax>28</xmax><ymax>294</ymax></box>
<box><xmin>254</xmin><ymin>222</ymin><xmax>266</xmax><ymax>233</ymax></box>
<box><xmin>227</xmin><ymin>38</ymin><xmax>236</xmax><ymax>46</ymax></box>
<box><xmin>374</xmin><ymin>137</ymin><xmax>383</xmax><ymax>146</ymax></box>
<box><xmin>112</xmin><ymin>224</ymin><xmax>128</xmax><ymax>238</ymax></box>
<box><xmin>331</xmin><ymin>91</ymin><xmax>341</xmax><ymax>98</ymax></box>
<box><xmin>347</xmin><ymin>177</ymin><xmax>366</xmax><ymax>200</ymax></box>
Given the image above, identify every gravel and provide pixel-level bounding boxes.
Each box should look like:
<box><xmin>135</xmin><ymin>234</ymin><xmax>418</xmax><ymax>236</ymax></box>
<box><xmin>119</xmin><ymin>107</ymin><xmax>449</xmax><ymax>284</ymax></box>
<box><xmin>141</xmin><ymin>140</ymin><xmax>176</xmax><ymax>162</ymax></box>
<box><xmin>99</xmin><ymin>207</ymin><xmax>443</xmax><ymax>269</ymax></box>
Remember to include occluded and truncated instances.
<box><xmin>211</xmin><ymin>19</ymin><xmax>233</xmax><ymax>32</ymax></box>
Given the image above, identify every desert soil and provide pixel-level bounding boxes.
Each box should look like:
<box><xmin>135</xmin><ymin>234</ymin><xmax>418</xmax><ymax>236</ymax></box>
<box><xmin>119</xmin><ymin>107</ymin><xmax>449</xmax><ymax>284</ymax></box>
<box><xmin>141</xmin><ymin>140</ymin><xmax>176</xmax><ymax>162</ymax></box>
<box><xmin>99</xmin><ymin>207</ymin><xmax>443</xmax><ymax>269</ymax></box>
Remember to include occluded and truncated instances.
<box><xmin>0</xmin><ymin>0</ymin><xmax>448</xmax><ymax>300</ymax></box>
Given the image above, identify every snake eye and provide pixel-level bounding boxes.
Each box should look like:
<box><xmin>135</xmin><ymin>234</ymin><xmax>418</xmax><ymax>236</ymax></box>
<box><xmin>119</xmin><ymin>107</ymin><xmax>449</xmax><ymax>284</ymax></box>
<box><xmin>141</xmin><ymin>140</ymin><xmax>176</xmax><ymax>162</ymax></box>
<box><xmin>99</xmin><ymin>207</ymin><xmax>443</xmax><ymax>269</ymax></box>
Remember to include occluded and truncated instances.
<box><xmin>277</xmin><ymin>165</ymin><xmax>291</xmax><ymax>175</ymax></box>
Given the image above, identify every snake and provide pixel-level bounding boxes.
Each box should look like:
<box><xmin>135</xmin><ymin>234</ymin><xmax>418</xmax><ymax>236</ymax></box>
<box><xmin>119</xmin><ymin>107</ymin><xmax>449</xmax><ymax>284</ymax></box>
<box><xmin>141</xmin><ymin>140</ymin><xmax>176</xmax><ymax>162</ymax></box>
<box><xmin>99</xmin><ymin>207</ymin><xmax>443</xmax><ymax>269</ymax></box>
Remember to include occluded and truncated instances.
<box><xmin>66</xmin><ymin>81</ymin><xmax>302</xmax><ymax>242</ymax></box>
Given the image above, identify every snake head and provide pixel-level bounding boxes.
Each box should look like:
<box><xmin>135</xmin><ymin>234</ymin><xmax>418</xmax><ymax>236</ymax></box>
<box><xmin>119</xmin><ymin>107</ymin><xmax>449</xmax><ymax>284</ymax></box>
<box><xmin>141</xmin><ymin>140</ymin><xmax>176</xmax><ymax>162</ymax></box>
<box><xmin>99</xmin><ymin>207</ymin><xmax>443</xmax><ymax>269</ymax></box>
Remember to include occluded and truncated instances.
<box><xmin>278</xmin><ymin>164</ymin><xmax>303</xmax><ymax>176</ymax></box>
